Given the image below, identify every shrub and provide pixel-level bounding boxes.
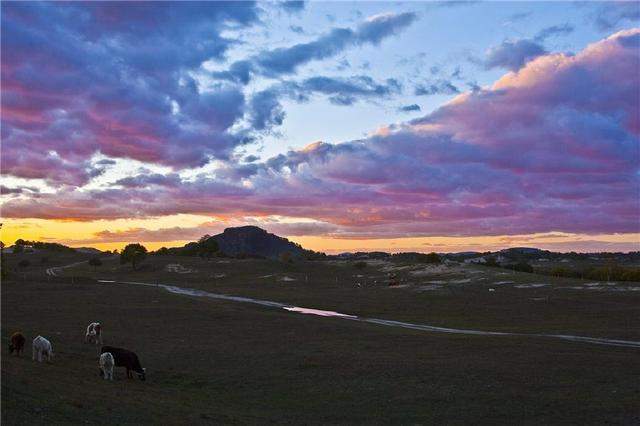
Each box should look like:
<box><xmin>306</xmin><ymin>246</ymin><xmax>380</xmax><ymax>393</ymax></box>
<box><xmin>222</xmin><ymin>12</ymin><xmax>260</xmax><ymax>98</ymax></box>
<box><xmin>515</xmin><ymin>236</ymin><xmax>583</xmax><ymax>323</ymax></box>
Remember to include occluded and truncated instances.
<box><xmin>511</xmin><ymin>262</ymin><xmax>534</xmax><ymax>273</ymax></box>
<box><xmin>424</xmin><ymin>252</ymin><xmax>441</xmax><ymax>264</ymax></box>
<box><xmin>354</xmin><ymin>261</ymin><xmax>367</xmax><ymax>269</ymax></box>
<box><xmin>120</xmin><ymin>243</ymin><xmax>147</xmax><ymax>270</ymax></box>
<box><xmin>89</xmin><ymin>257</ymin><xmax>103</xmax><ymax>270</ymax></box>
<box><xmin>483</xmin><ymin>257</ymin><xmax>499</xmax><ymax>267</ymax></box>
<box><xmin>155</xmin><ymin>247</ymin><xmax>169</xmax><ymax>256</ymax></box>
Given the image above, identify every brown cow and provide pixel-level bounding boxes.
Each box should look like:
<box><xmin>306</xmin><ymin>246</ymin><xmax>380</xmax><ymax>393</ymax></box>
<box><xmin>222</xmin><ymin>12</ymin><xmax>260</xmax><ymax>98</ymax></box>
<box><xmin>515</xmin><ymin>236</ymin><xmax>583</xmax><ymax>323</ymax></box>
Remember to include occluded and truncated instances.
<box><xmin>9</xmin><ymin>332</ymin><xmax>26</xmax><ymax>356</ymax></box>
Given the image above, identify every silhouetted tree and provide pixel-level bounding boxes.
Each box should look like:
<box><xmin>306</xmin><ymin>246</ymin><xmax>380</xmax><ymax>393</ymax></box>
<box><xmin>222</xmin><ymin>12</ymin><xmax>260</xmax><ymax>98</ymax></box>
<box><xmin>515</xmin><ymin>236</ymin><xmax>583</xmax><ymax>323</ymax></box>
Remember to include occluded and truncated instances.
<box><xmin>198</xmin><ymin>236</ymin><xmax>219</xmax><ymax>260</ymax></box>
<box><xmin>89</xmin><ymin>257</ymin><xmax>103</xmax><ymax>270</ymax></box>
<box><xmin>120</xmin><ymin>243</ymin><xmax>147</xmax><ymax>270</ymax></box>
<box><xmin>1</xmin><ymin>242</ymin><xmax>7</xmax><ymax>279</ymax></box>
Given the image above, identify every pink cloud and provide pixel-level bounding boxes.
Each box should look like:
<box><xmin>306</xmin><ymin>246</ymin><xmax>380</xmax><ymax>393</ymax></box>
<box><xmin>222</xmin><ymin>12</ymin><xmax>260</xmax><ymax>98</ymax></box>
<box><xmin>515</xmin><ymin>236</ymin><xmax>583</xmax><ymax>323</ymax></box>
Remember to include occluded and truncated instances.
<box><xmin>2</xmin><ymin>29</ymin><xmax>639</xmax><ymax>240</ymax></box>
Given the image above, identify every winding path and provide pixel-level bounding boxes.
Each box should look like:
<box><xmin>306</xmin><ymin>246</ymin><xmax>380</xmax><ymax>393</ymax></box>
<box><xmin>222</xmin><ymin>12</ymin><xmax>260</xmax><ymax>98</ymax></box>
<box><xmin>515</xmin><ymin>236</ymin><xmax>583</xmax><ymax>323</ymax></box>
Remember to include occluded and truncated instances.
<box><xmin>95</xmin><ymin>279</ymin><xmax>640</xmax><ymax>350</ymax></box>
<box><xmin>46</xmin><ymin>260</ymin><xmax>89</xmax><ymax>277</ymax></box>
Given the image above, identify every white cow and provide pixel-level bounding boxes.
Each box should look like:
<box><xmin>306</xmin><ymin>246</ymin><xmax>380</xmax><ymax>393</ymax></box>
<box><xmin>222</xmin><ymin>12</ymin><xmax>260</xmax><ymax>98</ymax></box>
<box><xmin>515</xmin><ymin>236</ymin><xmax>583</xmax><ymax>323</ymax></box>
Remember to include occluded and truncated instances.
<box><xmin>85</xmin><ymin>322</ymin><xmax>102</xmax><ymax>344</ymax></box>
<box><xmin>99</xmin><ymin>352</ymin><xmax>115</xmax><ymax>380</ymax></box>
<box><xmin>32</xmin><ymin>336</ymin><xmax>53</xmax><ymax>362</ymax></box>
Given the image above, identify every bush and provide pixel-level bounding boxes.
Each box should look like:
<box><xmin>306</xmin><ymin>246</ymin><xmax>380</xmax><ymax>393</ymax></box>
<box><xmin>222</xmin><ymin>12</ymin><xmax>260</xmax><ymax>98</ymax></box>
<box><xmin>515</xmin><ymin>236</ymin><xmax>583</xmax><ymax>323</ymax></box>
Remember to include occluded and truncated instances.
<box><xmin>89</xmin><ymin>257</ymin><xmax>103</xmax><ymax>269</ymax></box>
<box><xmin>483</xmin><ymin>257</ymin><xmax>499</xmax><ymax>267</ymax></box>
<box><xmin>585</xmin><ymin>265</ymin><xmax>640</xmax><ymax>282</ymax></box>
<box><xmin>155</xmin><ymin>247</ymin><xmax>169</xmax><ymax>256</ymax></box>
<box><xmin>120</xmin><ymin>243</ymin><xmax>147</xmax><ymax>270</ymax></box>
<box><xmin>354</xmin><ymin>261</ymin><xmax>367</xmax><ymax>269</ymax></box>
<box><xmin>510</xmin><ymin>262</ymin><xmax>534</xmax><ymax>273</ymax></box>
<box><xmin>198</xmin><ymin>236</ymin><xmax>219</xmax><ymax>260</ymax></box>
<box><xmin>424</xmin><ymin>252</ymin><xmax>441</xmax><ymax>264</ymax></box>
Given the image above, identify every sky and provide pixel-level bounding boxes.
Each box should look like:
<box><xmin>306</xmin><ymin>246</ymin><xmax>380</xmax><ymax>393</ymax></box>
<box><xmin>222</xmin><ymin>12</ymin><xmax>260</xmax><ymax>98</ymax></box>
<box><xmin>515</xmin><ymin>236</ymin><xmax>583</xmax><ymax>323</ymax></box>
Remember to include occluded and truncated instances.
<box><xmin>1</xmin><ymin>1</ymin><xmax>639</xmax><ymax>253</ymax></box>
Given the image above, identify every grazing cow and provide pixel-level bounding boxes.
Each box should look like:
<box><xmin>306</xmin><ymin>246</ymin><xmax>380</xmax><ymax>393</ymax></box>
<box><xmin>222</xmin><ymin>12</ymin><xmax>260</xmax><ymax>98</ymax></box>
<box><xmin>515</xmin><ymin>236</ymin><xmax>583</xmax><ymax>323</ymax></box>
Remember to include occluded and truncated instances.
<box><xmin>100</xmin><ymin>346</ymin><xmax>146</xmax><ymax>380</ymax></box>
<box><xmin>9</xmin><ymin>332</ymin><xmax>26</xmax><ymax>356</ymax></box>
<box><xmin>85</xmin><ymin>322</ymin><xmax>102</xmax><ymax>344</ymax></box>
<box><xmin>32</xmin><ymin>336</ymin><xmax>53</xmax><ymax>362</ymax></box>
<box><xmin>99</xmin><ymin>352</ymin><xmax>115</xmax><ymax>380</ymax></box>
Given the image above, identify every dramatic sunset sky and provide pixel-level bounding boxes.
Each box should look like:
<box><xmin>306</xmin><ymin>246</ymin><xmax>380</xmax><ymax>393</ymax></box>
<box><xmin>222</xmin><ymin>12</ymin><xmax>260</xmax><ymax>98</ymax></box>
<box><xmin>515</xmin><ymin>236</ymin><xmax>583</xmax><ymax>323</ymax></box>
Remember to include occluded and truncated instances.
<box><xmin>1</xmin><ymin>1</ymin><xmax>639</xmax><ymax>253</ymax></box>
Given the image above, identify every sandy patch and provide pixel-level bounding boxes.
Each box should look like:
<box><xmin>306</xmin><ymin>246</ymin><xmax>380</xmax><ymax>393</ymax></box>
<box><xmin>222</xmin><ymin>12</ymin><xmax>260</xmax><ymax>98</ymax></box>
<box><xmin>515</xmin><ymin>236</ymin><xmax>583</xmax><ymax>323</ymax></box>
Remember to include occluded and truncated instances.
<box><xmin>408</xmin><ymin>264</ymin><xmax>451</xmax><ymax>276</ymax></box>
<box><xmin>165</xmin><ymin>264</ymin><xmax>196</xmax><ymax>274</ymax></box>
<box><xmin>448</xmin><ymin>278</ymin><xmax>472</xmax><ymax>284</ymax></box>
<box><xmin>381</xmin><ymin>265</ymin><xmax>415</xmax><ymax>272</ymax></box>
<box><xmin>416</xmin><ymin>285</ymin><xmax>442</xmax><ymax>291</ymax></box>
<box><xmin>514</xmin><ymin>283</ymin><xmax>549</xmax><ymax>289</ymax></box>
<box><xmin>280</xmin><ymin>276</ymin><xmax>297</xmax><ymax>282</ymax></box>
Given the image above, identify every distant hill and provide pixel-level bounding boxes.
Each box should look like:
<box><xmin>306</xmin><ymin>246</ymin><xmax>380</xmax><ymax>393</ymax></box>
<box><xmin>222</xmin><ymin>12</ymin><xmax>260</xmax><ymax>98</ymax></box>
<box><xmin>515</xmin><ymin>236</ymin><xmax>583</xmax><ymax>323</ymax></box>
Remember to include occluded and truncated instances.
<box><xmin>498</xmin><ymin>247</ymin><xmax>546</xmax><ymax>255</ymax></box>
<box><xmin>162</xmin><ymin>226</ymin><xmax>321</xmax><ymax>259</ymax></box>
<box><xmin>75</xmin><ymin>247</ymin><xmax>104</xmax><ymax>255</ymax></box>
<box><xmin>8</xmin><ymin>240</ymin><xmax>76</xmax><ymax>253</ymax></box>
<box><xmin>210</xmin><ymin>226</ymin><xmax>310</xmax><ymax>259</ymax></box>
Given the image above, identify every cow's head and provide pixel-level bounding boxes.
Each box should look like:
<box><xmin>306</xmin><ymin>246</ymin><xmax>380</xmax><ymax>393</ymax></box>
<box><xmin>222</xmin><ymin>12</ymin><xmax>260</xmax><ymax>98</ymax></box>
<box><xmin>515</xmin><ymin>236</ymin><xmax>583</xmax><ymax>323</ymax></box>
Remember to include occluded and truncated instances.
<box><xmin>137</xmin><ymin>368</ymin><xmax>146</xmax><ymax>381</ymax></box>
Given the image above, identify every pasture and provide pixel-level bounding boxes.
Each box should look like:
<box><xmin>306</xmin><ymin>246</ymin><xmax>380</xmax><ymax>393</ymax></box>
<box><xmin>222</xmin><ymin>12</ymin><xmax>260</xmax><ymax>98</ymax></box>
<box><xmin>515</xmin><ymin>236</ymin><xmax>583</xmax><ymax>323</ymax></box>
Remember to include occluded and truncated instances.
<box><xmin>2</xmin><ymin>250</ymin><xmax>639</xmax><ymax>424</ymax></box>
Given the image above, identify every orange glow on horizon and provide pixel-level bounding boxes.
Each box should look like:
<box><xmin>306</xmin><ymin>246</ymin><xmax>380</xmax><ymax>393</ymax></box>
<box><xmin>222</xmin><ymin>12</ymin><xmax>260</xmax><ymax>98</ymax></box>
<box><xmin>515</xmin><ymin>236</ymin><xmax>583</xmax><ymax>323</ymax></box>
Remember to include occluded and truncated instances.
<box><xmin>1</xmin><ymin>217</ymin><xmax>638</xmax><ymax>254</ymax></box>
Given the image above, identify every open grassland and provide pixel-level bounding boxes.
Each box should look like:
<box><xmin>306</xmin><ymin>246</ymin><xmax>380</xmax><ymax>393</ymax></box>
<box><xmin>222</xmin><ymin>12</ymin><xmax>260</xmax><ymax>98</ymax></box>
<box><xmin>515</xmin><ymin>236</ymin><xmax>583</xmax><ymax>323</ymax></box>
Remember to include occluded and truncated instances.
<box><xmin>2</xmin><ymin>251</ymin><xmax>640</xmax><ymax>424</ymax></box>
<box><xmin>53</xmin><ymin>253</ymin><xmax>640</xmax><ymax>339</ymax></box>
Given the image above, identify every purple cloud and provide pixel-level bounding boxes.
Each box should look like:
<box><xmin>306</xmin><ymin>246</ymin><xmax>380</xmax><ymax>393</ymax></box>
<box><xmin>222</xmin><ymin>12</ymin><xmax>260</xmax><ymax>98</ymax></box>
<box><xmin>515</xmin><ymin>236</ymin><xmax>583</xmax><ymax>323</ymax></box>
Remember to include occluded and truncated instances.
<box><xmin>2</xmin><ymin>29</ymin><xmax>639</xmax><ymax>240</ymax></box>
<box><xmin>485</xmin><ymin>39</ymin><xmax>547</xmax><ymax>71</ymax></box>
<box><xmin>217</xmin><ymin>12</ymin><xmax>418</xmax><ymax>82</ymax></box>
<box><xmin>1</xmin><ymin>2</ymin><xmax>259</xmax><ymax>185</ymax></box>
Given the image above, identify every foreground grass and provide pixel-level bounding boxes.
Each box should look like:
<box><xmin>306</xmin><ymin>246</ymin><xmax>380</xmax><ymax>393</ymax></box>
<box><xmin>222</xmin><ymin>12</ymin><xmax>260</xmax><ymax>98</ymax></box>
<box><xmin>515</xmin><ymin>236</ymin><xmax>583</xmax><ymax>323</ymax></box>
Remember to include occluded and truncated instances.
<box><xmin>3</xmin><ymin>271</ymin><xmax>640</xmax><ymax>424</ymax></box>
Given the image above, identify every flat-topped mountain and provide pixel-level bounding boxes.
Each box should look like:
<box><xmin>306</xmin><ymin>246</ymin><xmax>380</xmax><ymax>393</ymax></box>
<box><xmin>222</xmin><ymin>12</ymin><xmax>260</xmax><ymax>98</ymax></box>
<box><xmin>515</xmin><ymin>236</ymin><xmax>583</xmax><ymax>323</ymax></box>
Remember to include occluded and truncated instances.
<box><xmin>208</xmin><ymin>226</ymin><xmax>308</xmax><ymax>259</ymax></box>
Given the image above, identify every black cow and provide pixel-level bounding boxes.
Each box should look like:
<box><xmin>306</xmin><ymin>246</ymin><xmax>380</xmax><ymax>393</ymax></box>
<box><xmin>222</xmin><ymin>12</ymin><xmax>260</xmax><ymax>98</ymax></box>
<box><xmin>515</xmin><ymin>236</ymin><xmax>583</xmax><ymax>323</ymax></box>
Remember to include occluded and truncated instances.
<box><xmin>100</xmin><ymin>346</ymin><xmax>146</xmax><ymax>380</ymax></box>
<box><xmin>9</xmin><ymin>332</ymin><xmax>26</xmax><ymax>356</ymax></box>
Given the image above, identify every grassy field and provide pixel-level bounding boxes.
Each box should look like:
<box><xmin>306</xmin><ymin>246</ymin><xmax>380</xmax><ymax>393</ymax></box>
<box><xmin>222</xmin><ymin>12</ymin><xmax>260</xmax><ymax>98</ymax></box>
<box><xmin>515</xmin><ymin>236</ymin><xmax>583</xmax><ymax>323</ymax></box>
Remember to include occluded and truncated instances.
<box><xmin>2</xmin><ymin>251</ymin><xmax>640</xmax><ymax>424</ymax></box>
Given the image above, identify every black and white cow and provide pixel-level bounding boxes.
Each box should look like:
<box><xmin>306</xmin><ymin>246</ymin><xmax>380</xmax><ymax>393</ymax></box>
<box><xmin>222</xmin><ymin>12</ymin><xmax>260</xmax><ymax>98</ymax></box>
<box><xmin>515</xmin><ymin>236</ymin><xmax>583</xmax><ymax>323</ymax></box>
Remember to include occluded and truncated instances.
<box><xmin>100</xmin><ymin>346</ymin><xmax>146</xmax><ymax>380</ymax></box>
